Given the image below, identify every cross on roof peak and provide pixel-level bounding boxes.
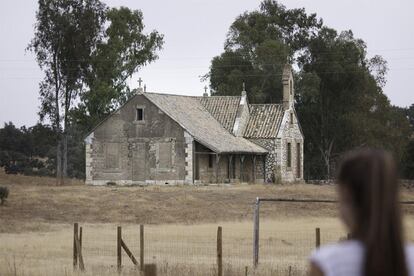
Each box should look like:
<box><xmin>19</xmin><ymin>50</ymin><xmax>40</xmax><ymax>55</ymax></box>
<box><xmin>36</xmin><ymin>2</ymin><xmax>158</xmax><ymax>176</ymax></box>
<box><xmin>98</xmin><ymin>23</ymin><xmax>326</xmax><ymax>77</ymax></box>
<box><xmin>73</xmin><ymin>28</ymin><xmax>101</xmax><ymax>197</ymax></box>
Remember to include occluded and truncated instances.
<box><xmin>138</xmin><ymin>77</ymin><xmax>143</xmax><ymax>87</ymax></box>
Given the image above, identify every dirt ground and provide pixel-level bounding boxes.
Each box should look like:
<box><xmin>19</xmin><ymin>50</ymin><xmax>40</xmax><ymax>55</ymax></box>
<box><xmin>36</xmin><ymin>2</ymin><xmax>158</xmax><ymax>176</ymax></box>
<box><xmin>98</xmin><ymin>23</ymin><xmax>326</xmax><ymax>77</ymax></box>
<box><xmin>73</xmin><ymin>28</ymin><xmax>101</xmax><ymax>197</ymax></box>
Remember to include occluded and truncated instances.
<box><xmin>1</xmin><ymin>171</ymin><xmax>414</xmax><ymax>275</ymax></box>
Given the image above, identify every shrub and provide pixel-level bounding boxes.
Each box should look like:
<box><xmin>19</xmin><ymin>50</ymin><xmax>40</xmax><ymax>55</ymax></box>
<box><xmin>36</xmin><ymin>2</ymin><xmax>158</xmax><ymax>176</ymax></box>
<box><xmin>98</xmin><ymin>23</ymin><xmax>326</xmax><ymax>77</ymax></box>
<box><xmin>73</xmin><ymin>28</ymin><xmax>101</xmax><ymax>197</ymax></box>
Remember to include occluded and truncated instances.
<box><xmin>0</xmin><ymin>186</ymin><xmax>9</xmax><ymax>205</ymax></box>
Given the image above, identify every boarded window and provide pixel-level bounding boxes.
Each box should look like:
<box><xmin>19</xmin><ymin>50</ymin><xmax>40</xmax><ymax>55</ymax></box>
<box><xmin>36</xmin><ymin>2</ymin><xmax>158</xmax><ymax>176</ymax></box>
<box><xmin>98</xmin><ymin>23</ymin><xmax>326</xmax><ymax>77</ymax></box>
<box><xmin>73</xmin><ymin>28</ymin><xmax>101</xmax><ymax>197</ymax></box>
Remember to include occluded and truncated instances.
<box><xmin>287</xmin><ymin>142</ymin><xmax>292</xmax><ymax>168</ymax></box>
<box><xmin>136</xmin><ymin>108</ymin><xmax>144</xmax><ymax>121</ymax></box>
<box><xmin>105</xmin><ymin>143</ymin><xmax>119</xmax><ymax>169</ymax></box>
<box><xmin>208</xmin><ymin>154</ymin><xmax>213</xmax><ymax>168</ymax></box>
<box><xmin>158</xmin><ymin>142</ymin><xmax>172</xmax><ymax>169</ymax></box>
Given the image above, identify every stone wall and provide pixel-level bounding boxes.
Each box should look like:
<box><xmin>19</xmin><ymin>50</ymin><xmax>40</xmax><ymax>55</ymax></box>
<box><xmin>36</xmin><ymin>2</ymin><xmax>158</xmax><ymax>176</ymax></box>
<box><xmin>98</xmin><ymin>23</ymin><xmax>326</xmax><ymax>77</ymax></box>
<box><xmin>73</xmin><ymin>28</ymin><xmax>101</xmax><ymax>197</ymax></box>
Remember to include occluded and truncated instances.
<box><xmin>278</xmin><ymin>109</ymin><xmax>304</xmax><ymax>183</ymax></box>
<box><xmin>85</xmin><ymin>94</ymin><xmax>187</xmax><ymax>185</ymax></box>
<box><xmin>249</xmin><ymin>138</ymin><xmax>277</xmax><ymax>183</ymax></box>
<box><xmin>184</xmin><ymin>131</ymin><xmax>194</xmax><ymax>184</ymax></box>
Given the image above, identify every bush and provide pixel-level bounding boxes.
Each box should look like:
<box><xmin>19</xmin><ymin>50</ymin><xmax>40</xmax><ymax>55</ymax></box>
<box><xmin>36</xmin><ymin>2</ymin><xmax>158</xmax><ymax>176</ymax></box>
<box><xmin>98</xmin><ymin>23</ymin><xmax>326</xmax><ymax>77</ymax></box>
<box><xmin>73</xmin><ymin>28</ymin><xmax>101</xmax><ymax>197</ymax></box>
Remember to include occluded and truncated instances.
<box><xmin>0</xmin><ymin>186</ymin><xmax>9</xmax><ymax>205</ymax></box>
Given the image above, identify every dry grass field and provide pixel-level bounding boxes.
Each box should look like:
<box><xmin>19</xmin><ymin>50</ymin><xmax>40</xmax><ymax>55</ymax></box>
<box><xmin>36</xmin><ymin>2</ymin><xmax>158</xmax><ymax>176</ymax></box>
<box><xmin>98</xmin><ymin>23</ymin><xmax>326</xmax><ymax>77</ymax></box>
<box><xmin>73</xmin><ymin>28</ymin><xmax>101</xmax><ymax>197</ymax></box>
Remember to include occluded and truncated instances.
<box><xmin>1</xmin><ymin>170</ymin><xmax>414</xmax><ymax>275</ymax></box>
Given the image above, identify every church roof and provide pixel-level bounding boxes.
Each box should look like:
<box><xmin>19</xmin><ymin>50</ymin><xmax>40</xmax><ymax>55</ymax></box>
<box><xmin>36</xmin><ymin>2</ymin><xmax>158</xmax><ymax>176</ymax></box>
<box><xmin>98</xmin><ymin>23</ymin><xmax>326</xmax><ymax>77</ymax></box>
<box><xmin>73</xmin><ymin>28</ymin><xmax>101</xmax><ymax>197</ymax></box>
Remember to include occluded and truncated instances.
<box><xmin>244</xmin><ymin>104</ymin><xmax>284</xmax><ymax>138</ymax></box>
<box><xmin>143</xmin><ymin>93</ymin><xmax>267</xmax><ymax>154</ymax></box>
<box><xmin>198</xmin><ymin>96</ymin><xmax>241</xmax><ymax>132</ymax></box>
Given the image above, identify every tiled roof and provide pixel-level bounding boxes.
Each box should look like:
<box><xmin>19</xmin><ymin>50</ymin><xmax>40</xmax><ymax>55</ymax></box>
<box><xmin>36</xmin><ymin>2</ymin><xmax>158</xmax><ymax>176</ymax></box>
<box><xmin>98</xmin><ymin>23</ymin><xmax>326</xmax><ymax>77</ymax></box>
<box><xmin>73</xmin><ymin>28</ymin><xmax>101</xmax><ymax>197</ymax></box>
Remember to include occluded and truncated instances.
<box><xmin>144</xmin><ymin>93</ymin><xmax>267</xmax><ymax>154</ymax></box>
<box><xmin>244</xmin><ymin>104</ymin><xmax>284</xmax><ymax>138</ymax></box>
<box><xmin>198</xmin><ymin>96</ymin><xmax>240</xmax><ymax>132</ymax></box>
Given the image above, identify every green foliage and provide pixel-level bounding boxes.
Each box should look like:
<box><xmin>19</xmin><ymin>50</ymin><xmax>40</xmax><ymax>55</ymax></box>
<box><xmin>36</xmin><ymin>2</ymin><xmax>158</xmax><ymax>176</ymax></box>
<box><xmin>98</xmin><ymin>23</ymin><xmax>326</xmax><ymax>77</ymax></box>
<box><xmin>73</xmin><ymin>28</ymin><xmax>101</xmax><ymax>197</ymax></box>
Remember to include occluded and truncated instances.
<box><xmin>75</xmin><ymin>6</ymin><xmax>164</xmax><ymax>131</ymax></box>
<box><xmin>0</xmin><ymin>122</ymin><xmax>57</xmax><ymax>176</ymax></box>
<box><xmin>0</xmin><ymin>187</ymin><xmax>9</xmax><ymax>205</ymax></box>
<box><xmin>206</xmin><ymin>0</ymin><xmax>321</xmax><ymax>103</ymax></box>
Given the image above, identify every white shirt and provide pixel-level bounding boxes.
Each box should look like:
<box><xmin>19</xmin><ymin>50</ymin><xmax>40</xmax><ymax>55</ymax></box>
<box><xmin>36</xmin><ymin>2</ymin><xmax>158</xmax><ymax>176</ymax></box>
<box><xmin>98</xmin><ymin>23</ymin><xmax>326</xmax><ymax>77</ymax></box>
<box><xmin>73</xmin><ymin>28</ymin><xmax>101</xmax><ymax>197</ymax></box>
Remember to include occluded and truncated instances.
<box><xmin>310</xmin><ymin>240</ymin><xmax>414</xmax><ymax>276</ymax></box>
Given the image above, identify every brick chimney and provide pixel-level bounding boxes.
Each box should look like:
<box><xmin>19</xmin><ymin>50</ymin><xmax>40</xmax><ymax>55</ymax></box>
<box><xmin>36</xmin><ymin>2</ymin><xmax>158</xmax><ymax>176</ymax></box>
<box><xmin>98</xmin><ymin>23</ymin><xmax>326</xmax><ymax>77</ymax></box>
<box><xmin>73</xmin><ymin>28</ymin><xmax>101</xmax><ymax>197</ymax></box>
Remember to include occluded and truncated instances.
<box><xmin>282</xmin><ymin>64</ymin><xmax>294</xmax><ymax>110</ymax></box>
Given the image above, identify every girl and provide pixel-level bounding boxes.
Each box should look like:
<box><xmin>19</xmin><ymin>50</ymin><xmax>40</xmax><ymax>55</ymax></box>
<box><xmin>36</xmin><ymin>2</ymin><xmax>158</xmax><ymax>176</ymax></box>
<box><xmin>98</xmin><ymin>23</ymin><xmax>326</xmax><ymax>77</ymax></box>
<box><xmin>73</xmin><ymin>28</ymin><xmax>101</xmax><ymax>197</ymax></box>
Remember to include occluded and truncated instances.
<box><xmin>309</xmin><ymin>149</ymin><xmax>414</xmax><ymax>276</ymax></box>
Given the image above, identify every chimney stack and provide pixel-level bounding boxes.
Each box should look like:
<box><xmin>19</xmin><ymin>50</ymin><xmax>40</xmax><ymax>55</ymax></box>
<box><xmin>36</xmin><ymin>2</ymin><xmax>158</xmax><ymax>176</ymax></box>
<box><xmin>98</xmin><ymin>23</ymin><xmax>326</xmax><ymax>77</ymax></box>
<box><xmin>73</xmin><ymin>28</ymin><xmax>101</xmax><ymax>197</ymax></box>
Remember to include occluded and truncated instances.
<box><xmin>282</xmin><ymin>64</ymin><xmax>294</xmax><ymax>110</ymax></box>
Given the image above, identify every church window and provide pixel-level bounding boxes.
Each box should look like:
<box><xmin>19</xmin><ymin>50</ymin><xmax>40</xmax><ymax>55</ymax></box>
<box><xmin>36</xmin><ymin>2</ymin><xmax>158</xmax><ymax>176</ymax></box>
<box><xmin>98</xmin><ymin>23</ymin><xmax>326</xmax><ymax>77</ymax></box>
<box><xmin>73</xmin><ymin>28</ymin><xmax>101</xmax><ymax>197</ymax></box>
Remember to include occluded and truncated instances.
<box><xmin>287</xmin><ymin>142</ymin><xmax>292</xmax><ymax>169</ymax></box>
<box><xmin>290</xmin><ymin>112</ymin><xmax>294</xmax><ymax>125</ymax></box>
<box><xmin>208</xmin><ymin>154</ymin><xmax>213</xmax><ymax>168</ymax></box>
<box><xmin>136</xmin><ymin>108</ymin><xmax>144</xmax><ymax>121</ymax></box>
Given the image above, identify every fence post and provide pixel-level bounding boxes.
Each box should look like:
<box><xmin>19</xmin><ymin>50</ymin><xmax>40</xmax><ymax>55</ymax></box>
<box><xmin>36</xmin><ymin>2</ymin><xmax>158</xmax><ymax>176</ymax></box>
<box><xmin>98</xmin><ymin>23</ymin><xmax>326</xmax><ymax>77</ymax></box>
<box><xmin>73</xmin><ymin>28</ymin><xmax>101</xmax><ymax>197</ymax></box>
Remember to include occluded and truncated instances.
<box><xmin>73</xmin><ymin>223</ymin><xmax>78</xmax><ymax>270</ymax></box>
<box><xmin>253</xmin><ymin>198</ymin><xmax>260</xmax><ymax>267</ymax></box>
<box><xmin>140</xmin><ymin>224</ymin><xmax>144</xmax><ymax>271</ymax></box>
<box><xmin>315</xmin><ymin>228</ymin><xmax>320</xmax><ymax>248</ymax></box>
<box><xmin>217</xmin><ymin>226</ymin><xmax>223</xmax><ymax>276</ymax></box>
<box><xmin>79</xmin><ymin>226</ymin><xmax>83</xmax><ymax>251</ymax></box>
<box><xmin>117</xmin><ymin>226</ymin><xmax>122</xmax><ymax>272</ymax></box>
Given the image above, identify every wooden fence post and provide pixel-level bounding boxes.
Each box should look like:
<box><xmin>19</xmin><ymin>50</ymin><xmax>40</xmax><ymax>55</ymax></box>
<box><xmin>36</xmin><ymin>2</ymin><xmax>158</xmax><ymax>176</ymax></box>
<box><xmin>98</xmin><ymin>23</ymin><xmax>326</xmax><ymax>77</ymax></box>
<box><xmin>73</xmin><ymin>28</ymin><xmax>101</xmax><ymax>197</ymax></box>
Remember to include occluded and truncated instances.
<box><xmin>74</xmin><ymin>233</ymin><xmax>85</xmax><ymax>271</ymax></box>
<box><xmin>120</xmin><ymin>239</ymin><xmax>138</xmax><ymax>266</ymax></box>
<box><xmin>73</xmin><ymin>223</ymin><xmax>78</xmax><ymax>269</ymax></box>
<box><xmin>79</xmin><ymin>226</ymin><xmax>83</xmax><ymax>251</ymax></box>
<box><xmin>117</xmin><ymin>226</ymin><xmax>122</xmax><ymax>272</ymax></box>
<box><xmin>315</xmin><ymin>228</ymin><xmax>321</xmax><ymax>248</ymax></box>
<box><xmin>140</xmin><ymin>224</ymin><xmax>144</xmax><ymax>271</ymax></box>
<box><xmin>217</xmin><ymin>226</ymin><xmax>223</xmax><ymax>276</ymax></box>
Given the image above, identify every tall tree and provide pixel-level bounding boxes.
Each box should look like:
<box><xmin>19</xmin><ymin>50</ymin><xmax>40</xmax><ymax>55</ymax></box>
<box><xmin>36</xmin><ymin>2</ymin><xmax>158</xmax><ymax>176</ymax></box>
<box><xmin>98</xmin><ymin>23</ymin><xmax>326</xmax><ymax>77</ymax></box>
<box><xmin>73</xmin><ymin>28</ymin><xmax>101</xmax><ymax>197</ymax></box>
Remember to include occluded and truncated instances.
<box><xmin>28</xmin><ymin>0</ymin><xmax>106</xmax><ymax>183</ymax></box>
<box><xmin>29</xmin><ymin>1</ymin><xmax>164</xmax><ymax>182</ymax></box>
<box><xmin>296</xmin><ymin>28</ymin><xmax>410</xmax><ymax>178</ymax></box>
<box><xmin>206</xmin><ymin>0</ymin><xmax>322</xmax><ymax>103</ymax></box>
<box><xmin>74</xmin><ymin>6</ymin><xmax>164</xmax><ymax>130</ymax></box>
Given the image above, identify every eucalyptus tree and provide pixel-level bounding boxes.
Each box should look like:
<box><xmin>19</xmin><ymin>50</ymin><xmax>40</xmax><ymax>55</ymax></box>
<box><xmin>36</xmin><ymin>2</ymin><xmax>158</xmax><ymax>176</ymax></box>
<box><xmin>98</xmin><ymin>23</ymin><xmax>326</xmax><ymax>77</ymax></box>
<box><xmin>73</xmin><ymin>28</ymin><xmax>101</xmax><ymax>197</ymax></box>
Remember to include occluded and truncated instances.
<box><xmin>29</xmin><ymin>0</ymin><xmax>164</xmax><ymax>183</ymax></box>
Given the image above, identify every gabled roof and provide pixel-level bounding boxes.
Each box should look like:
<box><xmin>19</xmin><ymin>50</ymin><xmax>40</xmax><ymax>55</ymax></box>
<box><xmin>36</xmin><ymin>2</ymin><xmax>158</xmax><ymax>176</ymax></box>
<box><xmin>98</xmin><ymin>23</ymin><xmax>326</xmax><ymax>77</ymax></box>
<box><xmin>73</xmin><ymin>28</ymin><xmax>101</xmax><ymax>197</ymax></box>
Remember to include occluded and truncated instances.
<box><xmin>198</xmin><ymin>96</ymin><xmax>240</xmax><ymax>132</ymax></box>
<box><xmin>144</xmin><ymin>93</ymin><xmax>267</xmax><ymax>154</ymax></box>
<box><xmin>244</xmin><ymin>104</ymin><xmax>284</xmax><ymax>139</ymax></box>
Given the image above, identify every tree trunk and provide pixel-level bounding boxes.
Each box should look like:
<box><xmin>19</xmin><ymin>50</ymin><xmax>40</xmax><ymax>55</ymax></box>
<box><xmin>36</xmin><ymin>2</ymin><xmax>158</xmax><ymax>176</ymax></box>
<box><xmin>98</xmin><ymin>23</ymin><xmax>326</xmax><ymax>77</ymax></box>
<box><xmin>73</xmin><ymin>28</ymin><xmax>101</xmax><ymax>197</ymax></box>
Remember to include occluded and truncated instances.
<box><xmin>63</xmin><ymin>133</ymin><xmax>68</xmax><ymax>182</ymax></box>
<box><xmin>56</xmin><ymin>139</ymin><xmax>62</xmax><ymax>185</ymax></box>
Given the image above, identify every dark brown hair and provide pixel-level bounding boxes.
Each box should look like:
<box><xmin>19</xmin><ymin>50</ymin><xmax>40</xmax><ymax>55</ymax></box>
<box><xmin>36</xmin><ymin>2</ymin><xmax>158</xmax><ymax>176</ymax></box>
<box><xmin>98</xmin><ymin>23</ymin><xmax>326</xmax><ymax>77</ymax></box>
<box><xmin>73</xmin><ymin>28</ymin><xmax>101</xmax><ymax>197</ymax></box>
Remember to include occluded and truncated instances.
<box><xmin>337</xmin><ymin>149</ymin><xmax>408</xmax><ymax>276</ymax></box>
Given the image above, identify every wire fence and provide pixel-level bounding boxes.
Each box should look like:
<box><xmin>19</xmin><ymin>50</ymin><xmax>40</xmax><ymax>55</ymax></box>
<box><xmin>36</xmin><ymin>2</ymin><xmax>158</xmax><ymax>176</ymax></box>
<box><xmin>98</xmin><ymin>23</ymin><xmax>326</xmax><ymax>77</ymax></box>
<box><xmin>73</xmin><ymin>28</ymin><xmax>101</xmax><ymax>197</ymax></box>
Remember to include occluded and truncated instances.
<box><xmin>1</xmin><ymin>222</ymin><xmax>414</xmax><ymax>276</ymax></box>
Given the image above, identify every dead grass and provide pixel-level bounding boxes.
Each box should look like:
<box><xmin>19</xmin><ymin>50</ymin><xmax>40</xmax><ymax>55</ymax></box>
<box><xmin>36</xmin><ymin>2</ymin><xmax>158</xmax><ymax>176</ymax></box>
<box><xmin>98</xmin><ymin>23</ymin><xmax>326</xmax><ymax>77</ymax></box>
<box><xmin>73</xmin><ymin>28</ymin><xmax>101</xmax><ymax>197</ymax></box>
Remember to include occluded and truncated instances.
<box><xmin>1</xmin><ymin>171</ymin><xmax>414</xmax><ymax>275</ymax></box>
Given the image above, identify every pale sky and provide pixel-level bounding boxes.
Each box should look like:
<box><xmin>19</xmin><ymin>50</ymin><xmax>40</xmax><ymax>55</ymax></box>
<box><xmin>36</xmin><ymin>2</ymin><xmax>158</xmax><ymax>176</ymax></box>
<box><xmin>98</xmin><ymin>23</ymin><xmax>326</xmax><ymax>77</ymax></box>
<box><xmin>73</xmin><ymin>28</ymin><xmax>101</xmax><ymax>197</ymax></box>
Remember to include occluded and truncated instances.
<box><xmin>1</xmin><ymin>0</ymin><xmax>413</xmax><ymax>127</ymax></box>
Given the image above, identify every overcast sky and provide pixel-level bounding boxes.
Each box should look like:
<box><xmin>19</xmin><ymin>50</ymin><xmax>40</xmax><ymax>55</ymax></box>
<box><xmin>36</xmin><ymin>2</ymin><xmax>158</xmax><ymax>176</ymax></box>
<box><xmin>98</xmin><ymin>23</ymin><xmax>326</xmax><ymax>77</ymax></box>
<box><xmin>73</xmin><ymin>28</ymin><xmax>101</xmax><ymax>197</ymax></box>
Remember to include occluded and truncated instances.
<box><xmin>1</xmin><ymin>0</ymin><xmax>413</xmax><ymax>127</ymax></box>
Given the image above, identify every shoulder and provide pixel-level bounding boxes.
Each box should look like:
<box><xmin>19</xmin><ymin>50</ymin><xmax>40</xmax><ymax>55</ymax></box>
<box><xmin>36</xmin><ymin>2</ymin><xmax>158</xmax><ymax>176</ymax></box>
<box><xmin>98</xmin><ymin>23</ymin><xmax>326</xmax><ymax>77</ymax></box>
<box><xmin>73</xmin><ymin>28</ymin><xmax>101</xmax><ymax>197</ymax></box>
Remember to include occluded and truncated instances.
<box><xmin>407</xmin><ymin>244</ymin><xmax>414</xmax><ymax>274</ymax></box>
<box><xmin>310</xmin><ymin>240</ymin><xmax>364</xmax><ymax>276</ymax></box>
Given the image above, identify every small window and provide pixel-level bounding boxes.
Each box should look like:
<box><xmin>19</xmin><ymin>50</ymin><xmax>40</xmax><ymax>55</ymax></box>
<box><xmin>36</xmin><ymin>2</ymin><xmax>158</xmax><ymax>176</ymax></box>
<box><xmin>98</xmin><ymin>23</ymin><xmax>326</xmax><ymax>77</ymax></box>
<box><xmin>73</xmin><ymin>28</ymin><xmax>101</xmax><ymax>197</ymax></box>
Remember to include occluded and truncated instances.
<box><xmin>290</xmin><ymin>112</ymin><xmax>294</xmax><ymax>125</ymax></box>
<box><xmin>287</xmin><ymin>142</ymin><xmax>292</xmax><ymax>168</ymax></box>
<box><xmin>136</xmin><ymin>108</ymin><xmax>144</xmax><ymax>121</ymax></box>
<box><xmin>289</xmin><ymin>79</ymin><xmax>293</xmax><ymax>95</ymax></box>
<box><xmin>208</xmin><ymin>154</ymin><xmax>213</xmax><ymax>168</ymax></box>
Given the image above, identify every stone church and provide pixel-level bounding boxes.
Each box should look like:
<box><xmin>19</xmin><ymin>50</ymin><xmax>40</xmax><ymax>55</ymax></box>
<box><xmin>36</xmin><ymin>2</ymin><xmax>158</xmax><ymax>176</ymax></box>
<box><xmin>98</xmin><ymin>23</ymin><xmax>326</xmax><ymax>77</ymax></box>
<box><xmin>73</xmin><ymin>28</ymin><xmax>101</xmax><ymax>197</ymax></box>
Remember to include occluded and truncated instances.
<box><xmin>84</xmin><ymin>64</ymin><xmax>304</xmax><ymax>185</ymax></box>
